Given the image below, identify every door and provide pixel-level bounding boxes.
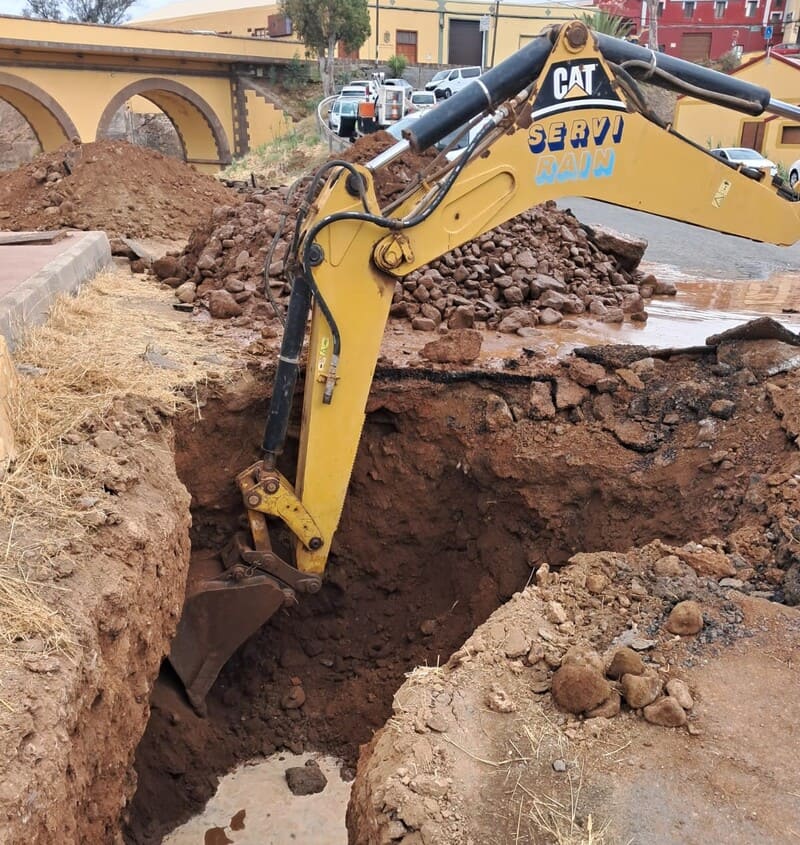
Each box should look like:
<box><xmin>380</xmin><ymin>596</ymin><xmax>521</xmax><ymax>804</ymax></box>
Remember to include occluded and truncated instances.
<box><xmin>740</xmin><ymin>120</ymin><xmax>766</xmax><ymax>152</ymax></box>
<box><xmin>396</xmin><ymin>30</ymin><xmax>418</xmax><ymax>64</ymax></box>
<box><xmin>679</xmin><ymin>32</ymin><xmax>712</xmax><ymax>62</ymax></box>
<box><xmin>448</xmin><ymin>19</ymin><xmax>482</xmax><ymax>66</ymax></box>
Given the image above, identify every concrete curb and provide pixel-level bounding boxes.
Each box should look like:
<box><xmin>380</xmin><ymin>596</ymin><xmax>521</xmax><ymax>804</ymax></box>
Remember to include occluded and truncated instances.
<box><xmin>0</xmin><ymin>231</ymin><xmax>112</xmax><ymax>350</ymax></box>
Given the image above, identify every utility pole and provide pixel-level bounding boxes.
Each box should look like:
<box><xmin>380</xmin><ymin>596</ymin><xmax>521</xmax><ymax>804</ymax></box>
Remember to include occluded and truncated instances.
<box><xmin>375</xmin><ymin>0</ymin><xmax>380</xmax><ymax>64</ymax></box>
<box><xmin>490</xmin><ymin>0</ymin><xmax>500</xmax><ymax>67</ymax></box>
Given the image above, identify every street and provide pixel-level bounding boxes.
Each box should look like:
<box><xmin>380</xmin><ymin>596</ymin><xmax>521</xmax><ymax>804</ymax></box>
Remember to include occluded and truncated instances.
<box><xmin>560</xmin><ymin>197</ymin><xmax>800</xmax><ymax>280</ymax></box>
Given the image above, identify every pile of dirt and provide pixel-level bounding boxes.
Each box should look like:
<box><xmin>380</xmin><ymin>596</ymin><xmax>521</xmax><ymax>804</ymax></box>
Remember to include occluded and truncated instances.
<box><xmin>149</xmin><ymin>130</ymin><xmax>672</xmax><ymax>332</ymax></box>
<box><xmin>127</xmin><ymin>334</ymin><xmax>800</xmax><ymax>842</ymax></box>
<box><xmin>0</xmin><ymin>139</ymin><xmax>237</xmax><ymax>240</ymax></box>
<box><xmin>348</xmin><ymin>546</ymin><xmax>800</xmax><ymax>844</ymax></box>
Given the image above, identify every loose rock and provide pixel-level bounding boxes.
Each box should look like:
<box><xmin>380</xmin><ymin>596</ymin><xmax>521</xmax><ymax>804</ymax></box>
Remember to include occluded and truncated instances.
<box><xmin>665</xmin><ymin>601</ymin><xmax>704</xmax><ymax>636</ymax></box>
<box><xmin>665</xmin><ymin>679</ymin><xmax>694</xmax><ymax>710</ymax></box>
<box><xmin>285</xmin><ymin>760</ymin><xmax>327</xmax><ymax>795</ymax></box>
<box><xmin>621</xmin><ymin>671</ymin><xmax>662</xmax><ymax>708</ymax></box>
<box><xmin>606</xmin><ymin>647</ymin><xmax>645</xmax><ymax>680</ymax></box>
<box><xmin>643</xmin><ymin>696</ymin><xmax>688</xmax><ymax>727</ymax></box>
<box><xmin>551</xmin><ymin>664</ymin><xmax>611</xmax><ymax>714</ymax></box>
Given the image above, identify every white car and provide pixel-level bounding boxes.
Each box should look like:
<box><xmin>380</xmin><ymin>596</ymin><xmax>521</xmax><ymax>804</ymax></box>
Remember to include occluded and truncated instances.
<box><xmin>409</xmin><ymin>90</ymin><xmax>436</xmax><ymax>111</ymax></box>
<box><xmin>328</xmin><ymin>97</ymin><xmax>360</xmax><ymax>137</ymax></box>
<box><xmin>788</xmin><ymin>158</ymin><xmax>800</xmax><ymax>188</ymax></box>
<box><xmin>710</xmin><ymin>147</ymin><xmax>777</xmax><ymax>177</ymax></box>
<box><xmin>344</xmin><ymin>79</ymin><xmax>379</xmax><ymax>99</ymax></box>
<box><xmin>339</xmin><ymin>85</ymin><xmax>372</xmax><ymax>101</ymax></box>
<box><xmin>383</xmin><ymin>78</ymin><xmax>414</xmax><ymax>99</ymax></box>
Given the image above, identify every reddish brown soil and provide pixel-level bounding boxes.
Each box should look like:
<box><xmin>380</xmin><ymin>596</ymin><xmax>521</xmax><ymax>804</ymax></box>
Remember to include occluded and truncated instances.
<box><xmin>337</xmin><ymin>129</ymin><xmax>439</xmax><ymax>205</ymax></box>
<box><xmin>125</xmin><ymin>337</ymin><xmax>800</xmax><ymax>843</ymax></box>
<box><xmin>0</xmin><ymin>404</ymin><xmax>191</xmax><ymax>845</ymax></box>
<box><xmin>0</xmin><ymin>139</ymin><xmax>237</xmax><ymax>239</ymax></box>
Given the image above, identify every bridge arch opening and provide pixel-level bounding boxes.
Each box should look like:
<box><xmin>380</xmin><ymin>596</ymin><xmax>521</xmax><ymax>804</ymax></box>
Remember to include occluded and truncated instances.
<box><xmin>97</xmin><ymin>79</ymin><xmax>231</xmax><ymax>172</ymax></box>
<box><xmin>0</xmin><ymin>73</ymin><xmax>79</xmax><ymax>167</ymax></box>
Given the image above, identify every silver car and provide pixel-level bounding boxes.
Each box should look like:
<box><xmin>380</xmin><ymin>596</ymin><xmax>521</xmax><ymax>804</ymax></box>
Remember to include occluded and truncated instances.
<box><xmin>710</xmin><ymin>147</ymin><xmax>777</xmax><ymax>177</ymax></box>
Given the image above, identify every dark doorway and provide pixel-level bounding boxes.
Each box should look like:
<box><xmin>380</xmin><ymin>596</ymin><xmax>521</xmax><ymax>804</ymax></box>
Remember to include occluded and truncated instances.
<box><xmin>448</xmin><ymin>19</ymin><xmax>482</xmax><ymax>66</ymax></box>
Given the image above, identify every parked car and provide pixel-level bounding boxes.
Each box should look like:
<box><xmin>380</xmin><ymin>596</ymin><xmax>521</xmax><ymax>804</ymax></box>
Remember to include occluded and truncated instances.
<box><xmin>346</xmin><ymin>78</ymin><xmax>379</xmax><ymax>98</ymax></box>
<box><xmin>424</xmin><ymin>69</ymin><xmax>450</xmax><ymax>92</ymax></box>
<box><xmin>409</xmin><ymin>90</ymin><xmax>436</xmax><ymax>111</ymax></box>
<box><xmin>383</xmin><ymin>78</ymin><xmax>414</xmax><ymax>99</ymax></box>
<box><xmin>328</xmin><ymin>97</ymin><xmax>360</xmax><ymax>138</ymax></box>
<box><xmin>788</xmin><ymin>158</ymin><xmax>800</xmax><ymax>188</ymax></box>
<box><xmin>432</xmin><ymin>66</ymin><xmax>482</xmax><ymax>99</ymax></box>
<box><xmin>339</xmin><ymin>85</ymin><xmax>372</xmax><ymax>101</ymax></box>
<box><xmin>710</xmin><ymin>147</ymin><xmax>777</xmax><ymax>177</ymax></box>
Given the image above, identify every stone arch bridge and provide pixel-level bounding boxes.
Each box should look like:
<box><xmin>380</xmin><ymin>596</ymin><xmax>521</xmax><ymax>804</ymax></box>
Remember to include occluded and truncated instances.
<box><xmin>0</xmin><ymin>16</ymin><xmax>304</xmax><ymax>172</ymax></box>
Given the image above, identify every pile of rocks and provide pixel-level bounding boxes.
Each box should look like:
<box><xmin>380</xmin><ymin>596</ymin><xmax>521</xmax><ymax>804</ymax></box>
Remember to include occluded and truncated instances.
<box><xmin>391</xmin><ymin>203</ymin><xmax>673</xmax><ymax>333</ymax></box>
<box><xmin>151</xmin><ymin>187</ymin><xmax>676</xmax><ymax>330</ymax></box>
<box><xmin>549</xmin><ymin>605</ymin><xmax>701</xmax><ymax>728</ymax></box>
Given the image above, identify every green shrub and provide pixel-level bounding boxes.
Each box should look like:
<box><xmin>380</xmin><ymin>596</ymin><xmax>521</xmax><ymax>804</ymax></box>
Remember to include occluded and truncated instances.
<box><xmin>386</xmin><ymin>54</ymin><xmax>408</xmax><ymax>77</ymax></box>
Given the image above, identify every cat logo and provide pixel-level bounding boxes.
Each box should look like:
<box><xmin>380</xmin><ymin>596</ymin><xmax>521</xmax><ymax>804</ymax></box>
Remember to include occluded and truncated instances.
<box><xmin>532</xmin><ymin>59</ymin><xmax>623</xmax><ymax>119</ymax></box>
<box><xmin>553</xmin><ymin>64</ymin><xmax>597</xmax><ymax>100</ymax></box>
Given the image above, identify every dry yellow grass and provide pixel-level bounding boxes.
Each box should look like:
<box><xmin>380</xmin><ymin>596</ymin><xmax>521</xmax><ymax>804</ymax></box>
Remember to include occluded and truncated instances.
<box><xmin>0</xmin><ymin>267</ymin><xmax>243</xmax><ymax>650</ymax></box>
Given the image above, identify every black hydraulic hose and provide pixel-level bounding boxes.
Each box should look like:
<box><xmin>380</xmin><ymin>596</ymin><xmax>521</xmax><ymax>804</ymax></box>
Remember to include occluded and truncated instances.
<box><xmin>595</xmin><ymin>33</ymin><xmax>770</xmax><ymax>115</ymax></box>
<box><xmin>298</xmin><ymin>118</ymin><xmax>498</xmax><ymax>404</ymax></box>
<box><xmin>405</xmin><ymin>35</ymin><xmax>553</xmax><ymax>153</ymax></box>
<box><xmin>261</xmin><ymin>272</ymin><xmax>313</xmax><ymax>460</ymax></box>
<box><xmin>404</xmin><ymin>28</ymin><xmax>773</xmax><ymax>156</ymax></box>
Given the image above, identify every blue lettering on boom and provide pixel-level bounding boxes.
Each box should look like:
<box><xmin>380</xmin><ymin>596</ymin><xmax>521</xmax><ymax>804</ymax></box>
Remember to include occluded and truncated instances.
<box><xmin>529</xmin><ymin>114</ymin><xmax>623</xmax><ymax>184</ymax></box>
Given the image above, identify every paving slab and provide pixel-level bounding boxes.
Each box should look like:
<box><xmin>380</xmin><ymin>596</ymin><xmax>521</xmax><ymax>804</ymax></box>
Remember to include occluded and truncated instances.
<box><xmin>0</xmin><ymin>229</ymin><xmax>111</xmax><ymax>350</ymax></box>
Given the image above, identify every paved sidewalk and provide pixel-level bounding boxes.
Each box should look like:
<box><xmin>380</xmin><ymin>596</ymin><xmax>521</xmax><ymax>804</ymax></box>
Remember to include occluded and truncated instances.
<box><xmin>0</xmin><ymin>230</ymin><xmax>111</xmax><ymax>350</ymax></box>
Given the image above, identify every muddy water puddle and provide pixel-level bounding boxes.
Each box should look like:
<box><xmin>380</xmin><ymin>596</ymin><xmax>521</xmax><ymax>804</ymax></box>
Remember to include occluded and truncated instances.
<box><xmin>163</xmin><ymin>753</ymin><xmax>351</xmax><ymax>844</ymax></box>
<box><xmin>478</xmin><ymin>266</ymin><xmax>800</xmax><ymax>362</ymax></box>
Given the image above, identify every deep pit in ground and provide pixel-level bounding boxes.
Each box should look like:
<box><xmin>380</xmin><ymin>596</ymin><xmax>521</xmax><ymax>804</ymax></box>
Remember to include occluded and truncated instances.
<box><xmin>123</xmin><ymin>346</ymin><xmax>800</xmax><ymax>844</ymax></box>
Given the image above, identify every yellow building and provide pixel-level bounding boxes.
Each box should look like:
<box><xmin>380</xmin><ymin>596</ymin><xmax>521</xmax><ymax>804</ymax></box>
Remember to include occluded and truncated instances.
<box><xmin>674</xmin><ymin>51</ymin><xmax>800</xmax><ymax>169</ymax></box>
<box><xmin>132</xmin><ymin>0</ymin><xmax>597</xmax><ymax>68</ymax></box>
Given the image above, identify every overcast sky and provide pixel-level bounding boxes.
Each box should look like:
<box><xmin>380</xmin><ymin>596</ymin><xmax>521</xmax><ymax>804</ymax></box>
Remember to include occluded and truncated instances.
<box><xmin>0</xmin><ymin>0</ymin><xmax>169</xmax><ymax>18</ymax></box>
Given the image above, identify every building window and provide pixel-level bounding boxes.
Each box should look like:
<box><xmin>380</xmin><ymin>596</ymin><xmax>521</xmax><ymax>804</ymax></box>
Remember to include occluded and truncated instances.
<box><xmin>683</xmin><ymin>1</ymin><xmax>695</xmax><ymax>18</ymax></box>
<box><xmin>746</xmin><ymin>0</ymin><xmax>758</xmax><ymax>17</ymax></box>
<box><xmin>714</xmin><ymin>0</ymin><xmax>726</xmax><ymax>17</ymax></box>
<box><xmin>781</xmin><ymin>125</ymin><xmax>800</xmax><ymax>144</ymax></box>
<box><xmin>657</xmin><ymin>1</ymin><xmax>665</xmax><ymax>17</ymax></box>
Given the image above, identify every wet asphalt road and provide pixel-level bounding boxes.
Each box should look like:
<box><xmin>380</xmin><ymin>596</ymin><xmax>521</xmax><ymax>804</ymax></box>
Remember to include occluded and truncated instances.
<box><xmin>559</xmin><ymin>197</ymin><xmax>800</xmax><ymax>281</ymax></box>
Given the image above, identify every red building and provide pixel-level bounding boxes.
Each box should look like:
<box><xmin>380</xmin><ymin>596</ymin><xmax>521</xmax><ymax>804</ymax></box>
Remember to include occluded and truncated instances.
<box><xmin>600</xmin><ymin>0</ymin><xmax>793</xmax><ymax>61</ymax></box>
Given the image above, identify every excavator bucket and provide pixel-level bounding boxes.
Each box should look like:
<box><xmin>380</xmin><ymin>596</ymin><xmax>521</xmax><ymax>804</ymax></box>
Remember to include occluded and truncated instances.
<box><xmin>169</xmin><ymin>548</ymin><xmax>292</xmax><ymax>714</ymax></box>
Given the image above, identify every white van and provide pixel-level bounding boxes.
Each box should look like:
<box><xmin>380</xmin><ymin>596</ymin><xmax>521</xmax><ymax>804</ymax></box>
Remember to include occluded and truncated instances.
<box><xmin>433</xmin><ymin>66</ymin><xmax>482</xmax><ymax>99</ymax></box>
<box><xmin>424</xmin><ymin>69</ymin><xmax>451</xmax><ymax>92</ymax></box>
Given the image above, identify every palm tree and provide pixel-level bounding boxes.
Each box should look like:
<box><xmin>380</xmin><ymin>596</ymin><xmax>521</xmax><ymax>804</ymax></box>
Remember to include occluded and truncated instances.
<box><xmin>579</xmin><ymin>10</ymin><xmax>633</xmax><ymax>39</ymax></box>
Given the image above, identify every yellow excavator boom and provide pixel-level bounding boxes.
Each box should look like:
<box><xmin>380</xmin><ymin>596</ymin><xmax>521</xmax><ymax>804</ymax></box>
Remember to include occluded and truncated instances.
<box><xmin>169</xmin><ymin>21</ymin><xmax>800</xmax><ymax>710</ymax></box>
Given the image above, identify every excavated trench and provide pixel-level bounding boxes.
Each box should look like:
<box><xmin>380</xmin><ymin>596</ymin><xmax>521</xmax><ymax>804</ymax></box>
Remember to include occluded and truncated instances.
<box><xmin>123</xmin><ymin>351</ymin><xmax>798</xmax><ymax>844</ymax></box>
